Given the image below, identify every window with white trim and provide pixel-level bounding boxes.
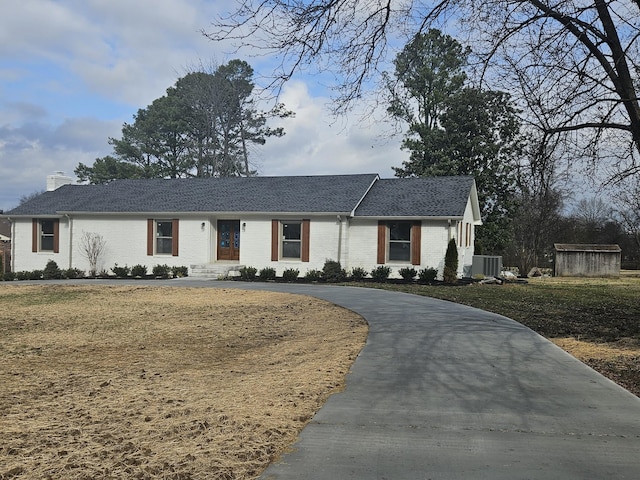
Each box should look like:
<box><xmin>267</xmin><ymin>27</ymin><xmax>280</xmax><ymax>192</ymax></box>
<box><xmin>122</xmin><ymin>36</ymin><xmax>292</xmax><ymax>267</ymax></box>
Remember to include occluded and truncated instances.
<box><xmin>156</xmin><ymin>221</ymin><xmax>174</xmax><ymax>254</ymax></box>
<box><xmin>281</xmin><ymin>221</ymin><xmax>302</xmax><ymax>259</ymax></box>
<box><xmin>388</xmin><ymin>221</ymin><xmax>412</xmax><ymax>262</ymax></box>
<box><xmin>40</xmin><ymin>220</ymin><xmax>56</xmax><ymax>251</ymax></box>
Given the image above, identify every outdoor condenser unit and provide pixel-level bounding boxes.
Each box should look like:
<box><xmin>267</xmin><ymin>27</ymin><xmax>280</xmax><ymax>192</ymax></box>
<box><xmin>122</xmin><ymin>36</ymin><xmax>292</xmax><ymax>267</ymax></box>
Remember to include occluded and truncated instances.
<box><xmin>472</xmin><ymin>255</ymin><xmax>502</xmax><ymax>277</ymax></box>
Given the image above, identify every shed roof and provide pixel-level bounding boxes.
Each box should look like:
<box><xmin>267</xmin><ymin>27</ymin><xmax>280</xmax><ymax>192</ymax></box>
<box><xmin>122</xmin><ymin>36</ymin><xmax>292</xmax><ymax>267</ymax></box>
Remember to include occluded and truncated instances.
<box><xmin>554</xmin><ymin>244</ymin><xmax>622</xmax><ymax>253</ymax></box>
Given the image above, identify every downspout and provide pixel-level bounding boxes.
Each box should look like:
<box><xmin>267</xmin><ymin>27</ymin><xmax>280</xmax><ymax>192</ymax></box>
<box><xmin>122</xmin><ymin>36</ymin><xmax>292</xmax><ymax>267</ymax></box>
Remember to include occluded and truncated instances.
<box><xmin>65</xmin><ymin>214</ymin><xmax>73</xmax><ymax>269</ymax></box>
<box><xmin>337</xmin><ymin>215</ymin><xmax>343</xmax><ymax>264</ymax></box>
<box><xmin>9</xmin><ymin>218</ymin><xmax>14</xmax><ymax>272</ymax></box>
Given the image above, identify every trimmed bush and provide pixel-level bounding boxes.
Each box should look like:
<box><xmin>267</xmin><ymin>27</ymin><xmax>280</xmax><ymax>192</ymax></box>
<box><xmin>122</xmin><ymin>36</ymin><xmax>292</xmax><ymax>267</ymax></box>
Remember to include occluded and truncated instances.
<box><xmin>398</xmin><ymin>267</ymin><xmax>417</xmax><ymax>282</ymax></box>
<box><xmin>131</xmin><ymin>264</ymin><xmax>147</xmax><ymax>278</ymax></box>
<box><xmin>259</xmin><ymin>267</ymin><xmax>277</xmax><ymax>281</ymax></box>
<box><xmin>370</xmin><ymin>265</ymin><xmax>391</xmax><ymax>283</ymax></box>
<box><xmin>443</xmin><ymin>238</ymin><xmax>459</xmax><ymax>284</ymax></box>
<box><xmin>64</xmin><ymin>268</ymin><xmax>84</xmax><ymax>279</ymax></box>
<box><xmin>418</xmin><ymin>267</ymin><xmax>438</xmax><ymax>283</ymax></box>
<box><xmin>15</xmin><ymin>271</ymin><xmax>30</xmax><ymax>281</ymax></box>
<box><xmin>350</xmin><ymin>267</ymin><xmax>368</xmax><ymax>281</ymax></box>
<box><xmin>239</xmin><ymin>266</ymin><xmax>257</xmax><ymax>281</ymax></box>
<box><xmin>322</xmin><ymin>260</ymin><xmax>346</xmax><ymax>283</ymax></box>
<box><xmin>282</xmin><ymin>268</ymin><xmax>300</xmax><ymax>282</ymax></box>
<box><xmin>29</xmin><ymin>270</ymin><xmax>44</xmax><ymax>280</ymax></box>
<box><xmin>304</xmin><ymin>269</ymin><xmax>322</xmax><ymax>282</ymax></box>
<box><xmin>43</xmin><ymin>260</ymin><xmax>63</xmax><ymax>280</ymax></box>
<box><xmin>3</xmin><ymin>271</ymin><xmax>15</xmax><ymax>281</ymax></box>
<box><xmin>112</xmin><ymin>264</ymin><xmax>131</xmax><ymax>278</ymax></box>
<box><xmin>152</xmin><ymin>264</ymin><xmax>171</xmax><ymax>278</ymax></box>
<box><xmin>172</xmin><ymin>266</ymin><xmax>189</xmax><ymax>278</ymax></box>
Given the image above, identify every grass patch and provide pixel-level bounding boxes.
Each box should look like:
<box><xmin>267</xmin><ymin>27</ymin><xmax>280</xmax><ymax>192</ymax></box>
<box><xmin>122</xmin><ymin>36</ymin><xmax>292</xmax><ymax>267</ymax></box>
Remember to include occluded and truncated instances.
<box><xmin>0</xmin><ymin>285</ymin><xmax>367</xmax><ymax>480</ymax></box>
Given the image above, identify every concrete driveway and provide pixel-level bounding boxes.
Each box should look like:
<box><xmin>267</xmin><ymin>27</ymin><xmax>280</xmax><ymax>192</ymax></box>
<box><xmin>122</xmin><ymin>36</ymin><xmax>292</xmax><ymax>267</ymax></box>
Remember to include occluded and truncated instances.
<box><xmin>39</xmin><ymin>279</ymin><xmax>640</xmax><ymax>478</ymax></box>
<box><xmin>206</xmin><ymin>281</ymin><xmax>640</xmax><ymax>480</ymax></box>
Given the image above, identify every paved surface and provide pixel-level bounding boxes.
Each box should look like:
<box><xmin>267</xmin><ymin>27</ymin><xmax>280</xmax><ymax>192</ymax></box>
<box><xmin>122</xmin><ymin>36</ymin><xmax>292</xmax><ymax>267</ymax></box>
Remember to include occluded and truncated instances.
<box><xmin>44</xmin><ymin>280</ymin><xmax>640</xmax><ymax>478</ymax></box>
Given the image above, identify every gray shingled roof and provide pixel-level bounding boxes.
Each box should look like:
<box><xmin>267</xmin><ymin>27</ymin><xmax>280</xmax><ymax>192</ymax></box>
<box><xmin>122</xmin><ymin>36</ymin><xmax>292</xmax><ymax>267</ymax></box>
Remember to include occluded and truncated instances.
<box><xmin>5</xmin><ymin>174</ymin><xmax>379</xmax><ymax>215</ymax></box>
<box><xmin>353</xmin><ymin>176</ymin><xmax>475</xmax><ymax>217</ymax></box>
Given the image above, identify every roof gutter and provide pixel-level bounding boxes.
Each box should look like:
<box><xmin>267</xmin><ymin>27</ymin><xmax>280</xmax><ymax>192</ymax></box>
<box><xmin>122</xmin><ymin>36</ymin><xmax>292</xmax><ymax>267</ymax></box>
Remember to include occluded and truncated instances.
<box><xmin>54</xmin><ymin>211</ymin><xmax>356</xmax><ymax>217</ymax></box>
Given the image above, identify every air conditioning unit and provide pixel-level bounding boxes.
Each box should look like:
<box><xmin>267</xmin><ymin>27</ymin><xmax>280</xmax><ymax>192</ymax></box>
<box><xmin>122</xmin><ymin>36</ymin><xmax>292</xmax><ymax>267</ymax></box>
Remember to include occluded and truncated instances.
<box><xmin>472</xmin><ymin>255</ymin><xmax>502</xmax><ymax>277</ymax></box>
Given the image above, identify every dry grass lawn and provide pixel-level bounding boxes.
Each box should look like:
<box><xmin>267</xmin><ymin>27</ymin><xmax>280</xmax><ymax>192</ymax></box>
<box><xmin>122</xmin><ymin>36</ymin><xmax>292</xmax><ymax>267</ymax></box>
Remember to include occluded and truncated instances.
<box><xmin>0</xmin><ymin>285</ymin><xmax>368</xmax><ymax>480</ymax></box>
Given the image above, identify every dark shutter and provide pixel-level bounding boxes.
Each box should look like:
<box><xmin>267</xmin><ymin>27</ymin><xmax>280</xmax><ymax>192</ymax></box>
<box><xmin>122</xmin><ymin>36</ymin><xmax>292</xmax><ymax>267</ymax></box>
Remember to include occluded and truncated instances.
<box><xmin>377</xmin><ymin>221</ymin><xmax>386</xmax><ymax>264</ymax></box>
<box><xmin>271</xmin><ymin>220</ymin><xmax>279</xmax><ymax>261</ymax></box>
<box><xmin>411</xmin><ymin>221</ymin><xmax>421</xmax><ymax>265</ymax></box>
<box><xmin>32</xmin><ymin>219</ymin><xmax>38</xmax><ymax>252</ymax></box>
<box><xmin>301</xmin><ymin>219</ymin><xmax>310</xmax><ymax>262</ymax></box>
<box><xmin>53</xmin><ymin>219</ymin><xmax>59</xmax><ymax>254</ymax></box>
<box><xmin>172</xmin><ymin>219</ymin><xmax>179</xmax><ymax>256</ymax></box>
<box><xmin>147</xmin><ymin>219</ymin><xmax>154</xmax><ymax>256</ymax></box>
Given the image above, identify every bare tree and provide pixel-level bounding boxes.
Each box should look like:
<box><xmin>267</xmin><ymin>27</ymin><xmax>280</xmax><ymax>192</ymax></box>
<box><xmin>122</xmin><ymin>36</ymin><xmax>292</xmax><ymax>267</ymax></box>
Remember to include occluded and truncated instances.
<box><xmin>79</xmin><ymin>231</ymin><xmax>106</xmax><ymax>277</ymax></box>
<box><xmin>614</xmin><ymin>176</ymin><xmax>640</xmax><ymax>264</ymax></box>
<box><xmin>208</xmin><ymin>0</ymin><xmax>640</xmax><ymax>182</ymax></box>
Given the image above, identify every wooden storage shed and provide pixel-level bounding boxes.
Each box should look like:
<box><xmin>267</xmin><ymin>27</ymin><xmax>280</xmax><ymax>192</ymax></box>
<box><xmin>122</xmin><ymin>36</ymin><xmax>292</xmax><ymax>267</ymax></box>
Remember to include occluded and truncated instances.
<box><xmin>554</xmin><ymin>244</ymin><xmax>622</xmax><ymax>277</ymax></box>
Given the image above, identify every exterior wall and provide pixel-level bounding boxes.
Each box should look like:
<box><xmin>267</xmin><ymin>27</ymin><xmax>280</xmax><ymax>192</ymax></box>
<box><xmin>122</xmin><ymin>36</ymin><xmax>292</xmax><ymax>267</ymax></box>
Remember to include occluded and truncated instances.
<box><xmin>458</xmin><ymin>197</ymin><xmax>477</xmax><ymax>277</ymax></box>
<box><xmin>12</xmin><ymin>216</ymin><xmax>213</xmax><ymax>274</ymax></box>
<box><xmin>555</xmin><ymin>251</ymin><xmax>621</xmax><ymax>277</ymax></box>
<box><xmin>238</xmin><ymin>215</ymin><xmax>342</xmax><ymax>276</ymax></box>
<box><xmin>11</xmin><ymin>208</ymin><xmax>477</xmax><ymax>279</ymax></box>
<box><xmin>347</xmin><ymin>218</ymin><xmax>470</xmax><ymax>279</ymax></box>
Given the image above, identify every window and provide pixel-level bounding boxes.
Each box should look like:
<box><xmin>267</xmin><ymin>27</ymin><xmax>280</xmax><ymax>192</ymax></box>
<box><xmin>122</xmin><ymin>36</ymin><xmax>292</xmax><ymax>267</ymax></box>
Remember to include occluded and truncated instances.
<box><xmin>282</xmin><ymin>221</ymin><xmax>301</xmax><ymax>258</ymax></box>
<box><xmin>156</xmin><ymin>221</ymin><xmax>173</xmax><ymax>254</ymax></box>
<box><xmin>40</xmin><ymin>220</ymin><xmax>55</xmax><ymax>251</ymax></box>
<box><xmin>32</xmin><ymin>219</ymin><xmax>59</xmax><ymax>253</ymax></box>
<box><xmin>377</xmin><ymin>221</ymin><xmax>421</xmax><ymax>265</ymax></box>
<box><xmin>147</xmin><ymin>219</ymin><xmax>179</xmax><ymax>256</ymax></box>
<box><xmin>388</xmin><ymin>221</ymin><xmax>412</xmax><ymax>262</ymax></box>
<box><xmin>271</xmin><ymin>219</ymin><xmax>310</xmax><ymax>262</ymax></box>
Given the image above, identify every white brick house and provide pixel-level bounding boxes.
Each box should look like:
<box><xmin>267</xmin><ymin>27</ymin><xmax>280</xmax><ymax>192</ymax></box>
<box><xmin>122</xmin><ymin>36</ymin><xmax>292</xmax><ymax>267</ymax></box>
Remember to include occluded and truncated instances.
<box><xmin>2</xmin><ymin>174</ymin><xmax>481</xmax><ymax>278</ymax></box>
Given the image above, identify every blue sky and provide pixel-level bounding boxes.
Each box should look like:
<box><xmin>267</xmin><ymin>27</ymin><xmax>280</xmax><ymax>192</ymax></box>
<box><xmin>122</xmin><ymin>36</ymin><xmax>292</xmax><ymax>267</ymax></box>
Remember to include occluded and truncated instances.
<box><xmin>0</xmin><ymin>0</ymin><xmax>406</xmax><ymax>211</ymax></box>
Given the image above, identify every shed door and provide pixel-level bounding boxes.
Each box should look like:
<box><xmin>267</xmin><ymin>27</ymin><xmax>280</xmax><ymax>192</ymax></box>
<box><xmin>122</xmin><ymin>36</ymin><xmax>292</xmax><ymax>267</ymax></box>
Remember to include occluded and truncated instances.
<box><xmin>217</xmin><ymin>220</ymin><xmax>240</xmax><ymax>261</ymax></box>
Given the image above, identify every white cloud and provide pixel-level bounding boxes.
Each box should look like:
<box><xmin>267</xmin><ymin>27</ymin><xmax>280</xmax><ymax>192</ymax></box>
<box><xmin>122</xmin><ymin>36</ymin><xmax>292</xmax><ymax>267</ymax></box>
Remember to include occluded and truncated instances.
<box><xmin>258</xmin><ymin>81</ymin><xmax>406</xmax><ymax>177</ymax></box>
<box><xmin>0</xmin><ymin>0</ymin><xmax>408</xmax><ymax>212</ymax></box>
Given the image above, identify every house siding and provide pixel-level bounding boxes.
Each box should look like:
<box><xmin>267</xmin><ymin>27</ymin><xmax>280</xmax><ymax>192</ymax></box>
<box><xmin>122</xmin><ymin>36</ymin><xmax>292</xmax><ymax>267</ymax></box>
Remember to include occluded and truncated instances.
<box><xmin>239</xmin><ymin>215</ymin><xmax>342</xmax><ymax>276</ymax></box>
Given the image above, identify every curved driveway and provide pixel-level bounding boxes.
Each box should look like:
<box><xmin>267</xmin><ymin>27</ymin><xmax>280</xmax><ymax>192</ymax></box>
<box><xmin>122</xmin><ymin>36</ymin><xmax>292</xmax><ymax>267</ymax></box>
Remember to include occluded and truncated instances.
<box><xmin>51</xmin><ymin>280</ymin><xmax>640</xmax><ymax>478</ymax></box>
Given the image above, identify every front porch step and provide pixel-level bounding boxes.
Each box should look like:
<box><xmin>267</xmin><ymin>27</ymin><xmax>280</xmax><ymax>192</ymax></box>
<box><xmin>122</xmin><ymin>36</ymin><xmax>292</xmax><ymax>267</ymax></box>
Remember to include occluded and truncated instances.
<box><xmin>190</xmin><ymin>263</ymin><xmax>245</xmax><ymax>279</ymax></box>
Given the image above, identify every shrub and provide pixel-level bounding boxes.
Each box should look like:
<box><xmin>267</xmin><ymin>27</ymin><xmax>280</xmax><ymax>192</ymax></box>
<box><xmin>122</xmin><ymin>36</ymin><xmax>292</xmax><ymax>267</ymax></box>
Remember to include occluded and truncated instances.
<box><xmin>398</xmin><ymin>267</ymin><xmax>417</xmax><ymax>282</ymax></box>
<box><xmin>112</xmin><ymin>264</ymin><xmax>131</xmax><ymax>278</ymax></box>
<box><xmin>304</xmin><ymin>269</ymin><xmax>322</xmax><ymax>282</ymax></box>
<box><xmin>370</xmin><ymin>265</ymin><xmax>391</xmax><ymax>283</ymax></box>
<box><xmin>15</xmin><ymin>271</ymin><xmax>30</xmax><ymax>281</ymax></box>
<box><xmin>3</xmin><ymin>271</ymin><xmax>15</xmax><ymax>281</ymax></box>
<box><xmin>282</xmin><ymin>268</ymin><xmax>300</xmax><ymax>282</ymax></box>
<box><xmin>418</xmin><ymin>267</ymin><xmax>438</xmax><ymax>283</ymax></box>
<box><xmin>443</xmin><ymin>238</ymin><xmax>459</xmax><ymax>284</ymax></box>
<box><xmin>152</xmin><ymin>264</ymin><xmax>171</xmax><ymax>278</ymax></box>
<box><xmin>350</xmin><ymin>266</ymin><xmax>368</xmax><ymax>281</ymax></box>
<box><xmin>172</xmin><ymin>266</ymin><xmax>189</xmax><ymax>278</ymax></box>
<box><xmin>43</xmin><ymin>260</ymin><xmax>63</xmax><ymax>280</ymax></box>
<box><xmin>239</xmin><ymin>266</ymin><xmax>257</xmax><ymax>281</ymax></box>
<box><xmin>64</xmin><ymin>267</ymin><xmax>84</xmax><ymax>279</ymax></box>
<box><xmin>29</xmin><ymin>270</ymin><xmax>43</xmax><ymax>280</ymax></box>
<box><xmin>259</xmin><ymin>267</ymin><xmax>277</xmax><ymax>281</ymax></box>
<box><xmin>131</xmin><ymin>264</ymin><xmax>147</xmax><ymax>277</ymax></box>
<box><xmin>322</xmin><ymin>260</ymin><xmax>346</xmax><ymax>283</ymax></box>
